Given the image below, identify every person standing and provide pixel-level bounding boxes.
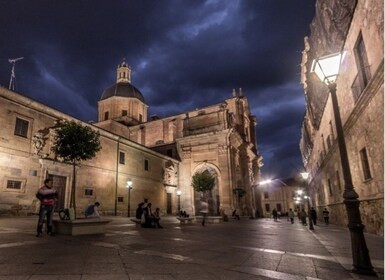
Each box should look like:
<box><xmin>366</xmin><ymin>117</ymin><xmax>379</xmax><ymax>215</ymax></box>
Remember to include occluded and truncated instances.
<box><xmin>272</xmin><ymin>208</ymin><xmax>278</xmax><ymax>222</ymax></box>
<box><xmin>300</xmin><ymin>209</ymin><xmax>307</xmax><ymax>225</ymax></box>
<box><xmin>288</xmin><ymin>208</ymin><xmax>295</xmax><ymax>224</ymax></box>
<box><xmin>200</xmin><ymin>198</ymin><xmax>209</xmax><ymax>226</ymax></box>
<box><xmin>310</xmin><ymin>207</ymin><xmax>317</xmax><ymax>225</ymax></box>
<box><xmin>36</xmin><ymin>178</ymin><xmax>58</xmax><ymax>237</ymax></box>
<box><xmin>323</xmin><ymin>208</ymin><xmax>330</xmax><ymax>225</ymax></box>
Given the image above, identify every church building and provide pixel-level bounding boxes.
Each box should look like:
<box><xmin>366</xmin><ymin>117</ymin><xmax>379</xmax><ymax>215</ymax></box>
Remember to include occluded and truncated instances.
<box><xmin>0</xmin><ymin>61</ymin><xmax>263</xmax><ymax>218</ymax></box>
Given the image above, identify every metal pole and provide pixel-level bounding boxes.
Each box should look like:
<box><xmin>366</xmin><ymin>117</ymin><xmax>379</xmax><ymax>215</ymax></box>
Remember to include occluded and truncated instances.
<box><xmin>177</xmin><ymin>195</ymin><xmax>181</xmax><ymax>214</ymax></box>
<box><xmin>329</xmin><ymin>83</ymin><xmax>374</xmax><ymax>275</ymax></box>
<box><xmin>307</xmin><ymin>198</ymin><xmax>314</xmax><ymax>230</ymax></box>
<box><xmin>127</xmin><ymin>187</ymin><xmax>131</xmax><ymax>217</ymax></box>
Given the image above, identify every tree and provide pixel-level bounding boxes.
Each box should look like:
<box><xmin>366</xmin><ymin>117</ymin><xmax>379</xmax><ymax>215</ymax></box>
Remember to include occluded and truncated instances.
<box><xmin>191</xmin><ymin>171</ymin><xmax>215</xmax><ymax>193</ymax></box>
<box><xmin>51</xmin><ymin>120</ymin><xmax>101</xmax><ymax>217</ymax></box>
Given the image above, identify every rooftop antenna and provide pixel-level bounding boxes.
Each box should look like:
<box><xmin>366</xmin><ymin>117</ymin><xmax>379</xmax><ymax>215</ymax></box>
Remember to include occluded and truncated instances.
<box><xmin>8</xmin><ymin>57</ymin><xmax>24</xmax><ymax>91</ymax></box>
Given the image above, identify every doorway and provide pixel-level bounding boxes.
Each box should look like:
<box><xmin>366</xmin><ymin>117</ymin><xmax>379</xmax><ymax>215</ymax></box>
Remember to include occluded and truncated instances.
<box><xmin>48</xmin><ymin>174</ymin><xmax>67</xmax><ymax>212</ymax></box>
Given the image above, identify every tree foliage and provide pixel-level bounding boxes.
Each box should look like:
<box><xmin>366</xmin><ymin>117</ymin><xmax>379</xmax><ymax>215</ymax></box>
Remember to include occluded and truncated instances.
<box><xmin>51</xmin><ymin>120</ymin><xmax>101</xmax><ymax>164</ymax></box>
<box><xmin>191</xmin><ymin>171</ymin><xmax>215</xmax><ymax>193</ymax></box>
<box><xmin>51</xmin><ymin>120</ymin><xmax>101</xmax><ymax>216</ymax></box>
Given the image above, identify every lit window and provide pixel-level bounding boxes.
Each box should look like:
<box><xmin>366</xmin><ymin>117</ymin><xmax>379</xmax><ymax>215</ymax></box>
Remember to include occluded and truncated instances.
<box><xmin>14</xmin><ymin>117</ymin><xmax>29</xmax><ymax>138</ymax></box>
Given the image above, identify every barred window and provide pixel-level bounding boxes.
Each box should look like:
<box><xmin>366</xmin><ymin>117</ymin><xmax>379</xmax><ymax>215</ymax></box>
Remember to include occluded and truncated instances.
<box><xmin>14</xmin><ymin>117</ymin><xmax>29</xmax><ymax>137</ymax></box>
<box><xmin>84</xmin><ymin>189</ymin><xmax>94</xmax><ymax>196</ymax></box>
<box><xmin>7</xmin><ymin>180</ymin><xmax>22</xmax><ymax>190</ymax></box>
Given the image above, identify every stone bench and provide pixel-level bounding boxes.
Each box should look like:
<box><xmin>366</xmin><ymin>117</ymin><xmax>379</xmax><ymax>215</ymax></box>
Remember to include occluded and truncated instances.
<box><xmin>176</xmin><ymin>217</ymin><xmax>194</xmax><ymax>224</ymax></box>
<box><xmin>53</xmin><ymin>218</ymin><xmax>112</xmax><ymax>236</ymax></box>
<box><xmin>195</xmin><ymin>216</ymin><xmax>223</xmax><ymax>224</ymax></box>
<box><xmin>130</xmin><ymin>218</ymin><xmax>141</xmax><ymax>227</ymax></box>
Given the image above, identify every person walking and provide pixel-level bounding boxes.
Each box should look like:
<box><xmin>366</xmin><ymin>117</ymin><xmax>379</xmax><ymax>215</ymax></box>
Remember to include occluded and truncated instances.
<box><xmin>323</xmin><ymin>208</ymin><xmax>330</xmax><ymax>225</ymax></box>
<box><xmin>310</xmin><ymin>207</ymin><xmax>317</xmax><ymax>225</ymax></box>
<box><xmin>200</xmin><ymin>198</ymin><xmax>209</xmax><ymax>226</ymax></box>
<box><xmin>272</xmin><ymin>208</ymin><xmax>278</xmax><ymax>222</ymax></box>
<box><xmin>288</xmin><ymin>208</ymin><xmax>295</xmax><ymax>224</ymax></box>
<box><xmin>35</xmin><ymin>178</ymin><xmax>58</xmax><ymax>237</ymax></box>
<box><xmin>85</xmin><ymin>202</ymin><xmax>100</xmax><ymax>218</ymax></box>
<box><xmin>300</xmin><ymin>208</ymin><xmax>307</xmax><ymax>226</ymax></box>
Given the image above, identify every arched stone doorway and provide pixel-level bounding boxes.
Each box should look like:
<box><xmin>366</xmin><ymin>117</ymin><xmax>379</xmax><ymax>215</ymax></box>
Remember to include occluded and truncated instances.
<box><xmin>192</xmin><ymin>164</ymin><xmax>220</xmax><ymax>216</ymax></box>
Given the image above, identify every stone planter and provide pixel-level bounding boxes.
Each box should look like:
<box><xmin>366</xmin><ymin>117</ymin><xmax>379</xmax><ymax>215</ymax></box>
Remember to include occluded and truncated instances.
<box><xmin>195</xmin><ymin>216</ymin><xmax>223</xmax><ymax>224</ymax></box>
<box><xmin>53</xmin><ymin>218</ymin><xmax>111</xmax><ymax>236</ymax></box>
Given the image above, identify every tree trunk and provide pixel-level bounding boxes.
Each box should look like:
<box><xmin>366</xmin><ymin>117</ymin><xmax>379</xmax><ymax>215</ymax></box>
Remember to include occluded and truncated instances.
<box><xmin>70</xmin><ymin>162</ymin><xmax>77</xmax><ymax>218</ymax></box>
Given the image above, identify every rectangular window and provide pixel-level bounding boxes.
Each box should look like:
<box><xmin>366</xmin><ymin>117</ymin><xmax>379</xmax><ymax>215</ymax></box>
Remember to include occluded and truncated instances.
<box><xmin>264</xmin><ymin>192</ymin><xmax>269</xmax><ymax>199</ymax></box>
<box><xmin>119</xmin><ymin>152</ymin><xmax>125</xmax><ymax>164</ymax></box>
<box><xmin>84</xmin><ymin>189</ymin><xmax>94</xmax><ymax>196</ymax></box>
<box><xmin>139</xmin><ymin>114</ymin><xmax>143</xmax><ymax>122</ymax></box>
<box><xmin>352</xmin><ymin>33</ymin><xmax>371</xmax><ymax>102</ymax></box>
<box><xmin>104</xmin><ymin>111</ymin><xmax>109</xmax><ymax>120</ymax></box>
<box><xmin>122</xmin><ymin>110</ymin><xmax>127</xmax><ymax>116</ymax></box>
<box><xmin>117</xmin><ymin>196</ymin><xmax>124</xmax><ymax>202</ymax></box>
<box><xmin>336</xmin><ymin>170</ymin><xmax>341</xmax><ymax>192</ymax></box>
<box><xmin>265</xmin><ymin>204</ymin><xmax>270</xmax><ymax>212</ymax></box>
<box><xmin>276</xmin><ymin>203</ymin><xmax>282</xmax><ymax>212</ymax></box>
<box><xmin>14</xmin><ymin>117</ymin><xmax>29</xmax><ymax>137</ymax></box>
<box><xmin>6</xmin><ymin>180</ymin><xmax>22</xmax><ymax>190</ymax></box>
<box><xmin>326</xmin><ymin>135</ymin><xmax>332</xmax><ymax>151</ymax></box>
<box><xmin>360</xmin><ymin>147</ymin><xmax>372</xmax><ymax>180</ymax></box>
<box><xmin>144</xmin><ymin>159</ymin><xmax>149</xmax><ymax>171</ymax></box>
<box><xmin>328</xmin><ymin>179</ymin><xmax>333</xmax><ymax>196</ymax></box>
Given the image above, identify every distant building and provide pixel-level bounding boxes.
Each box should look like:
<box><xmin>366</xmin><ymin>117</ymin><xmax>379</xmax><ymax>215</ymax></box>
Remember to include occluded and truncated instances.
<box><xmin>299</xmin><ymin>0</ymin><xmax>383</xmax><ymax>235</ymax></box>
<box><xmin>257</xmin><ymin>177</ymin><xmax>305</xmax><ymax>218</ymax></box>
<box><xmin>0</xmin><ymin>60</ymin><xmax>263</xmax><ymax>217</ymax></box>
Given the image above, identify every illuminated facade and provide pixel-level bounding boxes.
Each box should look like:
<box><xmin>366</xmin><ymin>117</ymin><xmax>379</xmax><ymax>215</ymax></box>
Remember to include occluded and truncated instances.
<box><xmin>0</xmin><ymin>61</ymin><xmax>262</xmax><ymax>217</ymax></box>
<box><xmin>299</xmin><ymin>0</ymin><xmax>384</xmax><ymax>235</ymax></box>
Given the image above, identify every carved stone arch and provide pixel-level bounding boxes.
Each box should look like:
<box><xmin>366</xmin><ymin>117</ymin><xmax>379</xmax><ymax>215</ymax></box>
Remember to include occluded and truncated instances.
<box><xmin>192</xmin><ymin>162</ymin><xmax>221</xmax><ymax>216</ymax></box>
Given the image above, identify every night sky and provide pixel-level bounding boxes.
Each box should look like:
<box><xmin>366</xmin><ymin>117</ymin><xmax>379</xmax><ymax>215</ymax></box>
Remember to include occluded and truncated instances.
<box><xmin>0</xmin><ymin>0</ymin><xmax>316</xmax><ymax>180</ymax></box>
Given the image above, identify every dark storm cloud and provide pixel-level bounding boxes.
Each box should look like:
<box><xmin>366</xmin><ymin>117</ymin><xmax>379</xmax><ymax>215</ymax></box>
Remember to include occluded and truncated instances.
<box><xmin>0</xmin><ymin>0</ymin><xmax>316</xmax><ymax>179</ymax></box>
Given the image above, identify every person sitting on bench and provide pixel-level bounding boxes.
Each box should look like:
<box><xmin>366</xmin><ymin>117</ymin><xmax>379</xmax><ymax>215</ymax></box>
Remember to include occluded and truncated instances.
<box><xmin>85</xmin><ymin>202</ymin><xmax>100</xmax><ymax>218</ymax></box>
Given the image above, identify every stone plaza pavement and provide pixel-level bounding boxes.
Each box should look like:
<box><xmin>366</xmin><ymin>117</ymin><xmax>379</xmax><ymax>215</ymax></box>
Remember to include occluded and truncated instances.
<box><xmin>0</xmin><ymin>215</ymin><xmax>383</xmax><ymax>280</ymax></box>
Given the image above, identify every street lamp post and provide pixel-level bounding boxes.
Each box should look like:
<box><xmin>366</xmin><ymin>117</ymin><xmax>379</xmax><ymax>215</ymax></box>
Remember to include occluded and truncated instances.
<box><xmin>126</xmin><ymin>179</ymin><xmax>133</xmax><ymax>217</ymax></box>
<box><xmin>300</xmin><ymin>172</ymin><xmax>314</xmax><ymax>230</ymax></box>
<box><xmin>176</xmin><ymin>189</ymin><xmax>182</xmax><ymax>214</ymax></box>
<box><xmin>311</xmin><ymin>52</ymin><xmax>374</xmax><ymax>274</ymax></box>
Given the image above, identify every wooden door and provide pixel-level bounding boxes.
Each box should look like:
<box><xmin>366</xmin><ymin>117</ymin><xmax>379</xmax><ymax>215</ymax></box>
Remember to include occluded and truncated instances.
<box><xmin>48</xmin><ymin>174</ymin><xmax>67</xmax><ymax>212</ymax></box>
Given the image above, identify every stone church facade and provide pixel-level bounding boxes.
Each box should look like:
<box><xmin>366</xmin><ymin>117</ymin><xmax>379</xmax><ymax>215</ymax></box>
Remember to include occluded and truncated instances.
<box><xmin>299</xmin><ymin>0</ymin><xmax>383</xmax><ymax>235</ymax></box>
<box><xmin>0</xmin><ymin>60</ymin><xmax>262</xmax><ymax>218</ymax></box>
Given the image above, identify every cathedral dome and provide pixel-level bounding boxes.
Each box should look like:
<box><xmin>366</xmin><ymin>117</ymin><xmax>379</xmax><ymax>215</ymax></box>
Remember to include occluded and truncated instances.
<box><xmin>100</xmin><ymin>60</ymin><xmax>145</xmax><ymax>103</ymax></box>
<box><xmin>100</xmin><ymin>82</ymin><xmax>145</xmax><ymax>103</ymax></box>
